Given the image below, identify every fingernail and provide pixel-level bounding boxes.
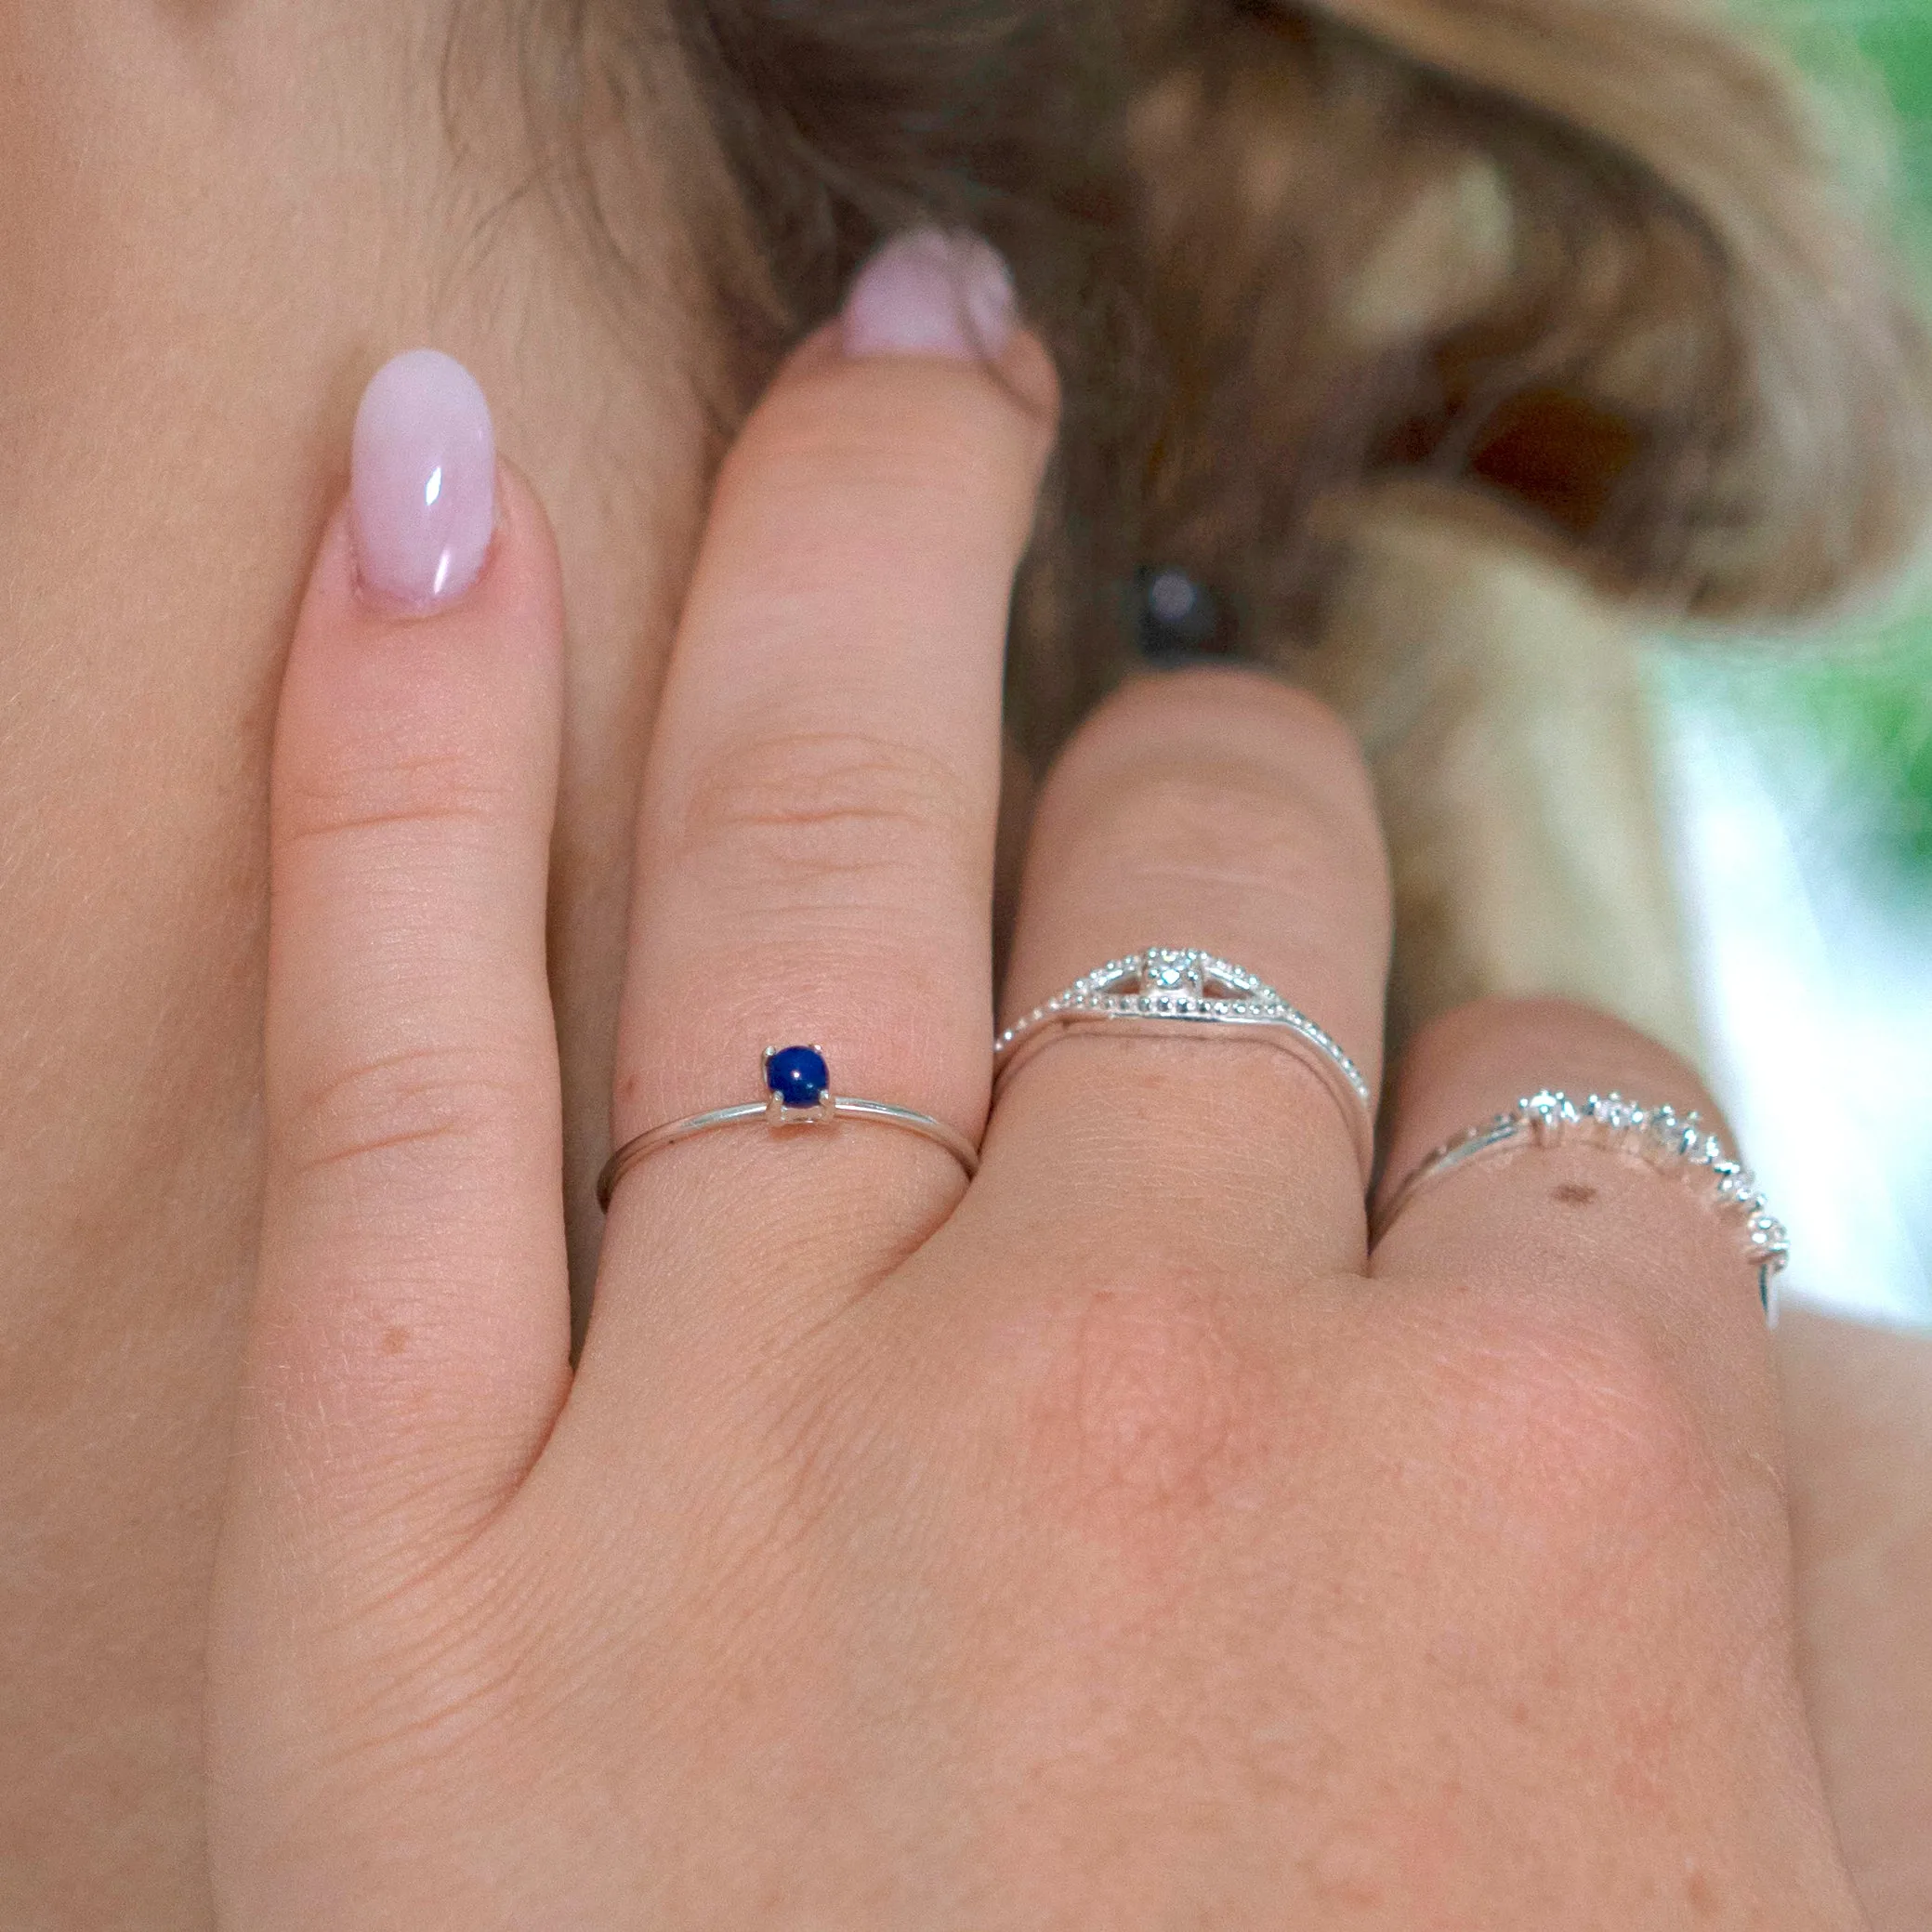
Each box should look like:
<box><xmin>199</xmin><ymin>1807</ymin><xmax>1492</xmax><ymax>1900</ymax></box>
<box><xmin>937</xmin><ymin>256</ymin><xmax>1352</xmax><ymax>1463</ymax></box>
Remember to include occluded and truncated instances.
<box><xmin>840</xmin><ymin>227</ymin><xmax>1018</xmax><ymax>361</ymax></box>
<box><xmin>350</xmin><ymin>348</ymin><xmax>496</xmax><ymax>610</ymax></box>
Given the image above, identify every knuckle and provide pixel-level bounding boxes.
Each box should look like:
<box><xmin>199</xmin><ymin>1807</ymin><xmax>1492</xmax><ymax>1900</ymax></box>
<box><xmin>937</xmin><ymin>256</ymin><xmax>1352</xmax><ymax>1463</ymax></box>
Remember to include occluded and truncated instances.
<box><xmin>1399</xmin><ymin>998</ymin><xmax>1713</xmax><ymax>1118</ymax></box>
<box><xmin>1054</xmin><ymin>673</ymin><xmax>1384</xmax><ymax>880</ymax></box>
<box><xmin>279</xmin><ymin>1042</ymin><xmax>531</xmax><ymax>1186</ymax></box>
<box><xmin>280</xmin><ymin>742</ymin><xmax>514</xmax><ymax>856</ymax></box>
<box><xmin>1426</xmin><ymin>1302</ymin><xmax>1722</xmax><ymax>1549</ymax></box>
<box><xmin>1087</xmin><ymin>669</ymin><xmax>1373</xmax><ymax>801</ymax></box>
<box><xmin>986</xmin><ymin>1275</ymin><xmax>1277</xmax><ymax>1542</ymax></box>
<box><xmin>1084</xmin><ymin>763</ymin><xmax>1312</xmax><ymax>887</ymax></box>
<box><xmin>1071</xmin><ymin>760</ymin><xmax>1379</xmax><ymax>937</ymax></box>
<box><xmin>676</xmin><ymin>729</ymin><xmax>972</xmax><ymax>888</ymax></box>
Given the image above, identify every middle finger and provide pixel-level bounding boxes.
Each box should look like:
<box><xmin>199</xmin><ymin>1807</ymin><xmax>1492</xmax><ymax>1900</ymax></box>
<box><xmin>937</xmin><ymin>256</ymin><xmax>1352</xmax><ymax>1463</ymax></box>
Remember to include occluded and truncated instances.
<box><xmin>991</xmin><ymin>670</ymin><xmax>1392</xmax><ymax>1280</ymax></box>
<box><xmin>593</xmin><ymin>231</ymin><xmax>1058</xmax><ymax>1357</ymax></box>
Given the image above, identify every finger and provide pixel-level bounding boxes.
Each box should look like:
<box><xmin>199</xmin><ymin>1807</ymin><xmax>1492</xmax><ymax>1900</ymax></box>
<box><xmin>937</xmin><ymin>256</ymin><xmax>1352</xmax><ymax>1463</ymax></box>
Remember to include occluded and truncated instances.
<box><xmin>1372</xmin><ymin>998</ymin><xmax>1777</xmax><ymax>1412</ymax></box>
<box><xmin>588</xmin><ymin>231</ymin><xmax>1058</xmax><ymax>1360</ymax></box>
<box><xmin>243</xmin><ymin>352</ymin><xmax>570</xmax><ymax>1563</ymax></box>
<box><xmin>990</xmin><ymin>669</ymin><xmax>1391</xmax><ymax>1279</ymax></box>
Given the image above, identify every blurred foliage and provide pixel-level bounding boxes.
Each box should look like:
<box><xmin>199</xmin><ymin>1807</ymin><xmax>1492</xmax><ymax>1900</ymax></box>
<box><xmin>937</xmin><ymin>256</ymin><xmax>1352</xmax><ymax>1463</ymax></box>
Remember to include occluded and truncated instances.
<box><xmin>1669</xmin><ymin>618</ymin><xmax>1932</xmax><ymax>880</ymax></box>
<box><xmin>1788</xmin><ymin>628</ymin><xmax>1932</xmax><ymax>874</ymax></box>
<box><xmin>1691</xmin><ymin>0</ymin><xmax>1932</xmax><ymax>885</ymax></box>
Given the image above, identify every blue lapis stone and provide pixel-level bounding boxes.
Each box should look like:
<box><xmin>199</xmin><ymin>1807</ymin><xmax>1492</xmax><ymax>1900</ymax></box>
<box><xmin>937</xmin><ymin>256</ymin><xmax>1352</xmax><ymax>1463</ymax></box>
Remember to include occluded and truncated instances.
<box><xmin>765</xmin><ymin>1045</ymin><xmax>830</xmax><ymax>1109</ymax></box>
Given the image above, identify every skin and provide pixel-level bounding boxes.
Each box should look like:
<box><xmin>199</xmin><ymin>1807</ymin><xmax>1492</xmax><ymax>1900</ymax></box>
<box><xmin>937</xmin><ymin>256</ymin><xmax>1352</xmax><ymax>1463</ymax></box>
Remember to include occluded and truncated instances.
<box><xmin>0</xmin><ymin>2</ymin><xmax>1926</xmax><ymax>1925</ymax></box>
<box><xmin>0</xmin><ymin>4</ymin><xmax>708</xmax><ymax>1923</ymax></box>
<box><xmin>1780</xmin><ymin>1308</ymin><xmax>1932</xmax><ymax>1932</ymax></box>
<box><xmin>204</xmin><ymin>296</ymin><xmax>1883</xmax><ymax>1921</ymax></box>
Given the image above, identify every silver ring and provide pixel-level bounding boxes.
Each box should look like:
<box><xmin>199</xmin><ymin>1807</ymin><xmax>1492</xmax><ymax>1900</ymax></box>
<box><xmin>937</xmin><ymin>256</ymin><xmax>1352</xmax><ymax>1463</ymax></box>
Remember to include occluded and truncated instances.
<box><xmin>598</xmin><ymin>1045</ymin><xmax>979</xmax><ymax>1211</ymax></box>
<box><xmin>1373</xmin><ymin>1088</ymin><xmax>1789</xmax><ymax>1318</ymax></box>
<box><xmin>992</xmin><ymin>948</ymin><xmax>1374</xmax><ymax>1180</ymax></box>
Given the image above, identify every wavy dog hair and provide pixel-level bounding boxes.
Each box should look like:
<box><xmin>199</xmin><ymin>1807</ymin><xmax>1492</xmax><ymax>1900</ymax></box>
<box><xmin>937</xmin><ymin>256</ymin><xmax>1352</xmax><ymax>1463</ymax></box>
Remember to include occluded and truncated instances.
<box><xmin>509</xmin><ymin>0</ymin><xmax>1932</xmax><ymax>1026</ymax></box>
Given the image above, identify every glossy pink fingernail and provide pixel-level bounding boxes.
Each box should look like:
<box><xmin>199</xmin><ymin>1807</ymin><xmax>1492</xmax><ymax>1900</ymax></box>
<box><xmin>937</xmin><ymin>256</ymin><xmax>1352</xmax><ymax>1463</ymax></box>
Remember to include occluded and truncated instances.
<box><xmin>350</xmin><ymin>349</ymin><xmax>495</xmax><ymax>610</ymax></box>
<box><xmin>839</xmin><ymin>228</ymin><xmax>1018</xmax><ymax>361</ymax></box>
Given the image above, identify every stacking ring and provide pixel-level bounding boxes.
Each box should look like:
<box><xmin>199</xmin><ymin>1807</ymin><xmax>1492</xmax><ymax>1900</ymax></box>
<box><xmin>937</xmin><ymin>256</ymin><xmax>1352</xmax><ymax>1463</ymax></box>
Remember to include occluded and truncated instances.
<box><xmin>598</xmin><ymin>1045</ymin><xmax>979</xmax><ymax>1211</ymax></box>
<box><xmin>1373</xmin><ymin>1088</ymin><xmax>1789</xmax><ymax>1317</ymax></box>
<box><xmin>993</xmin><ymin>948</ymin><xmax>1374</xmax><ymax>1180</ymax></box>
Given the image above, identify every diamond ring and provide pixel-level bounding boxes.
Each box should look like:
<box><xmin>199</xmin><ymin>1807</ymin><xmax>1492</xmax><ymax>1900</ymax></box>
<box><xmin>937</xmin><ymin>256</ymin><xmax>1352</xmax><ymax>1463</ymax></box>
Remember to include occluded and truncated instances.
<box><xmin>993</xmin><ymin>948</ymin><xmax>1374</xmax><ymax>1180</ymax></box>
<box><xmin>1372</xmin><ymin>1089</ymin><xmax>1789</xmax><ymax>1318</ymax></box>
<box><xmin>598</xmin><ymin>1045</ymin><xmax>979</xmax><ymax>1211</ymax></box>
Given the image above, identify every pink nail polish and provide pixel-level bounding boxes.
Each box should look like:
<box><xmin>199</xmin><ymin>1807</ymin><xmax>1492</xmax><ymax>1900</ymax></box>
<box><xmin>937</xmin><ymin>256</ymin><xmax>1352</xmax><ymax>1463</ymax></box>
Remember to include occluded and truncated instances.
<box><xmin>350</xmin><ymin>349</ymin><xmax>495</xmax><ymax>609</ymax></box>
<box><xmin>839</xmin><ymin>228</ymin><xmax>1018</xmax><ymax>361</ymax></box>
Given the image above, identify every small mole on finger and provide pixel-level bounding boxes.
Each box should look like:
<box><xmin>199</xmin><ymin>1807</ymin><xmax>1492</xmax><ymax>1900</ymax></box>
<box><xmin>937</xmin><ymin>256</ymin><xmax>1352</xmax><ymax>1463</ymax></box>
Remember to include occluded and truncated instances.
<box><xmin>1552</xmin><ymin>1181</ymin><xmax>1597</xmax><ymax>1207</ymax></box>
<box><xmin>382</xmin><ymin>1325</ymin><xmax>411</xmax><ymax>1355</ymax></box>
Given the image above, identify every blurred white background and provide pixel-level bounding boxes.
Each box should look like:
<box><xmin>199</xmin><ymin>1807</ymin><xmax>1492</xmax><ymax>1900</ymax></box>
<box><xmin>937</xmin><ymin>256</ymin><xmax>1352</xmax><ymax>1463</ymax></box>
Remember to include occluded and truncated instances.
<box><xmin>1663</xmin><ymin>670</ymin><xmax>1932</xmax><ymax>1327</ymax></box>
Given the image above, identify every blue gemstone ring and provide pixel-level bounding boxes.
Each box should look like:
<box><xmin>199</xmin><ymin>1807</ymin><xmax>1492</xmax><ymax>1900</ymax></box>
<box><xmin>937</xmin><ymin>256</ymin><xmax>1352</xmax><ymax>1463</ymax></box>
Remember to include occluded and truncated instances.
<box><xmin>597</xmin><ymin>1045</ymin><xmax>980</xmax><ymax>1211</ymax></box>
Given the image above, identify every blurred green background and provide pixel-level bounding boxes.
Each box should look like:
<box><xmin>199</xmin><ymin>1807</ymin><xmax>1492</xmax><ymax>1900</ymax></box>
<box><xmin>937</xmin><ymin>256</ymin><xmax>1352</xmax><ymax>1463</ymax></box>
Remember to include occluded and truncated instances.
<box><xmin>1696</xmin><ymin>0</ymin><xmax>1932</xmax><ymax>887</ymax></box>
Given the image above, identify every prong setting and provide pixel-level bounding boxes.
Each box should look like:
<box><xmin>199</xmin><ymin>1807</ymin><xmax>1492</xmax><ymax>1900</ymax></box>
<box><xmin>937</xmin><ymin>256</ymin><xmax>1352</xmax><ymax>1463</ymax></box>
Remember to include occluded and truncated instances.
<box><xmin>992</xmin><ymin>947</ymin><xmax>1373</xmax><ymax>1183</ymax></box>
<box><xmin>598</xmin><ymin>1045</ymin><xmax>979</xmax><ymax>1208</ymax></box>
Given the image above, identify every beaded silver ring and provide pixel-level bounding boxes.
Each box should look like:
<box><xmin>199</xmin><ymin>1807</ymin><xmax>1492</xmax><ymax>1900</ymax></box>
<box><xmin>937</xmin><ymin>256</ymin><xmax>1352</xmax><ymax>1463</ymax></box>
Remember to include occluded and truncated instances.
<box><xmin>1373</xmin><ymin>1089</ymin><xmax>1789</xmax><ymax>1318</ymax></box>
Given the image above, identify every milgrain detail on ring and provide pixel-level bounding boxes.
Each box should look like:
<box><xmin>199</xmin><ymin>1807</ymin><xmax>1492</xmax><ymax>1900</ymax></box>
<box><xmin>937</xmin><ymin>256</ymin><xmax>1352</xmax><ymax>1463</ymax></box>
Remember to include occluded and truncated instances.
<box><xmin>1373</xmin><ymin>1089</ymin><xmax>1790</xmax><ymax>1321</ymax></box>
<box><xmin>992</xmin><ymin>948</ymin><xmax>1375</xmax><ymax>1180</ymax></box>
<box><xmin>995</xmin><ymin>949</ymin><xmax>1371</xmax><ymax>1105</ymax></box>
<box><xmin>995</xmin><ymin>949</ymin><xmax>1372</xmax><ymax>1105</ymax></box>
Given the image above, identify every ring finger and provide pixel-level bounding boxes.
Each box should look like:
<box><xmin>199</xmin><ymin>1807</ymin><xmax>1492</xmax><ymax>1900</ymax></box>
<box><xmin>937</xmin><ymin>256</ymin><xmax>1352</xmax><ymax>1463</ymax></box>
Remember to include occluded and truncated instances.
<box><xmin>990</xmin><ymin>668</ymin><xmax>1393</xmax><ymax>1280</ymax></box>
<box><xmin>1372</xmin><ymin>998</ymin><xmax>1781</xmax><ymax>1385</ymax></box>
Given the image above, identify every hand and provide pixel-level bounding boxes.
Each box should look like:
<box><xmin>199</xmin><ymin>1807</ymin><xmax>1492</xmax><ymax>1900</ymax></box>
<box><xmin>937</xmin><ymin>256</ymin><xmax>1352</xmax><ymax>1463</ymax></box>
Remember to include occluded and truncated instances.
<box><xmin>207</xmin><ymin>236</ymin><xmax>1868</xmax><ymax>1927</ymax></box>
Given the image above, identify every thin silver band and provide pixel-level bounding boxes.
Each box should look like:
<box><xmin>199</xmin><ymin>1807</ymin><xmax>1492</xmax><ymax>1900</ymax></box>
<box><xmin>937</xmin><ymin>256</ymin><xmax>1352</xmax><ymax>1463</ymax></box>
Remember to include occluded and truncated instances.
<box><xmin>1373</xmin><ymin>1089</ymin><xmax>1789</xmax><ymax>1317</ymax></box>
<box><xmin>992</xmin><ymin>949</ymin><xmax>1374</xmax><ymax>1181</ymax></box>
<box><xmin>598</xmin><ymin>1092</ymin><xmax>979</xmax><ymax>1211</ymax></box>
